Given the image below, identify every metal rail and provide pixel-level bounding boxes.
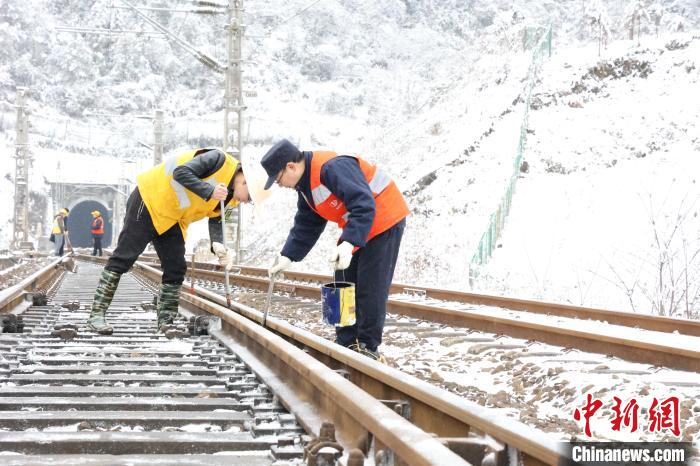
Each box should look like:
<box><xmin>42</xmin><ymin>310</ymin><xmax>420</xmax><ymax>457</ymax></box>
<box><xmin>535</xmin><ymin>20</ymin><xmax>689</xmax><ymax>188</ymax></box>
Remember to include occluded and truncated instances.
<box><xmin>0</xmin><ymin>255</ymin><xmax>68</xmax><ymax>315</ymax></box>
<box><xmin>133</xmin><ymin>260</ymin><xmax>568</xmax><ymax>466</ymax></box>
<box><xmin>125</xmin><ymin>258</ymin><xmax>700</xmax><ymax>373</ymax></box>
<box><xmin>177</xmin><ymin>260</ymin><xmax>700</xmax><ymax>338</ymax></box>
<box><xmin>131</xmin><ymin>252</ymin><xmax>700</xmax><ymax>337</ymax></box>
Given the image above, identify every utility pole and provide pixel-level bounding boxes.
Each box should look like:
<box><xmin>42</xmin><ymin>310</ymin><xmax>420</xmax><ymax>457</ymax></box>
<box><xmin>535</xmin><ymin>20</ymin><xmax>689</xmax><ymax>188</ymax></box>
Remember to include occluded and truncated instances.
<box><xmin>153</xmin><ymin>109</ymin><xmax>164</xmax><ymax>165</ymax></box>
<box><xmin>12</xmin><ymin>88</ymin><xmax>31</xmax><ymax>250</ymax></box>
<box><xmin>224</xmin><ymin>0</ymin><xmax>245</xmax><ymax>263</ymax></box>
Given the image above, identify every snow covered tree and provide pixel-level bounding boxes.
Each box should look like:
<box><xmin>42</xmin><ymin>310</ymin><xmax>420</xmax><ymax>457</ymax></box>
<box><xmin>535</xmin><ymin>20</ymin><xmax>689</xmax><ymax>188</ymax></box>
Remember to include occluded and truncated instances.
<box><xmin>642</xmin><ymin>196</ymin><xmax>700</xmax><ymax>318</ymax></box>
<box><xmin>486</xmin><ymin>8</ymin><xmax>527</xmax><ymax>52</ymax></box>
<box><xmin>623</xmin><ymin>0</ymin><xmax>650</xmax><ymax>45</ymax></box>
<box><xmin>582</xmin><ymin>0</ymin><xmax>612</xmax><ymax>55</ymax></box>
<box><xmin>648</xmin><ymin>2</ymin><xmax>666</xmax><ymax>37</ymax></box>
<box><xmin>664</xmin><ymin>12</ymin><xmax>686</xmax><ymax>33</ymax></box>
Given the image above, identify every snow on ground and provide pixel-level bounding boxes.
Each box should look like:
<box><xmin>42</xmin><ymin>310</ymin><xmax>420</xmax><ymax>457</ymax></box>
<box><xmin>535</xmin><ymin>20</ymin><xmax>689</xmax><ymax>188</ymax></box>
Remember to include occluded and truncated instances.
<box><xmin>251</xmin><ymin>32</ymin><xmax>700</xmax><ymax>321</ymax></box>
<box><xmin>478</xmin><ymin>33</ymin><xmax>700</xmax><ymax>314</ymax></box>
<box><xmin>234</xmin><ymin>288</ymin><xmax>700</xmax><ymax>445</ymax></box>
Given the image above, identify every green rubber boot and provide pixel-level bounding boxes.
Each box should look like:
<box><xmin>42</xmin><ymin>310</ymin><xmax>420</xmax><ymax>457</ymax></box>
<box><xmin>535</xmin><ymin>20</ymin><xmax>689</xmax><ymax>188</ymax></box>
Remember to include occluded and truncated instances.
<box><xmin>157</xmin><ymin>283</ymin><xmax>181</xmax><ymax>332</ymax></box>
<box><xmin>86</xmin><ymin>269</ymin><xmax>120</xmax><ymax>335</ymax></box>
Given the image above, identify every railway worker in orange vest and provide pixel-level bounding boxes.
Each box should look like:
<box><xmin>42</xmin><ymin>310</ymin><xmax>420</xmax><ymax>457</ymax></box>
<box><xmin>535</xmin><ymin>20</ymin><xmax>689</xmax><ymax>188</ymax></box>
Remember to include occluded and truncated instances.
<box><xmin>90</xmin><ymin>210</ymin><xmax>105</xmax><ymax>257</ymax></box>
<box><xmin>262</xmin><ymin>139</ymin><xmax>409</xmax><ymax>361</ymax></box>
<box><xmin>85</xmin><ymin>148</ymin><xmax>267</xmax><ymax>335</ymax></box>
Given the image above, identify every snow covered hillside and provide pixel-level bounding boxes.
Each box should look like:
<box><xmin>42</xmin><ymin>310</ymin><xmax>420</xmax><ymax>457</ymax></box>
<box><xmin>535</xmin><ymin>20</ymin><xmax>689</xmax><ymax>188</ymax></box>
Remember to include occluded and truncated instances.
<box><xmin>479</xmin><ymin>34</ymin><xmax>700</xmax><ymax>316</ymax></box>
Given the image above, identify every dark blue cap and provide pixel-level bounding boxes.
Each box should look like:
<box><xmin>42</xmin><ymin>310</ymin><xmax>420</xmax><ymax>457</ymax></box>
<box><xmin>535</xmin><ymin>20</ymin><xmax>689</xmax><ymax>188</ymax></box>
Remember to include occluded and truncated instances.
<box><xmin>261</xmin><ymin>139</ymin><xmax>301</xmax><ymax>189</ymax></box>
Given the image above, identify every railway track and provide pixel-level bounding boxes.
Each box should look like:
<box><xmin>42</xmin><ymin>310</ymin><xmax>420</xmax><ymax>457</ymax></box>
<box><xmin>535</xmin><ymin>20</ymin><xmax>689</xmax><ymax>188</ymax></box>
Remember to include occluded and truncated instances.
<box><xmin>0</xmin><ymin>255</ymin><xmax>574</xmax><ymax>465</ymax></box>
<box><xmin>136</xmin><ymin>254</ymin><xmax>700</xmax><ymax>334</ymax></box>
<box><xmin>0</xmin><ymin>255</ymin><xmax>55</xmax><ymax>292</ymax></box>
<box><xmin>123</xmin><ymin>254</ymin><xmax>700</xmax><ymax>446</ymax></box>
<box><xmin>132</xmin><ymin>255</ymin><xmax>700</xmax><ymax>373</ymax></box>
<box><xmin>1</xmin><ymin>261</ymin><xmax>308</xmax><ymax>465</ymax></box>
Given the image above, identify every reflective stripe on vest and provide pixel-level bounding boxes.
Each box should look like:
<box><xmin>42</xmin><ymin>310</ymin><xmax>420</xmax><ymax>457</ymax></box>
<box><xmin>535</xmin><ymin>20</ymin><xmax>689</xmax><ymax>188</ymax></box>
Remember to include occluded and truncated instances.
<box><xmin>368</xmin><ymin>168</ymin><xmax>392</xmax><ymax>193</ymax></box>
<box><xmin>136</xmin><ymin>148</ymin><xmax>239</xmax><ymax>237</ymax></box>
<box><xmin>307</xmin><ymin>151</ymin><xmax>409</xmax><ymax>244</ymax></box>
<box><xmin>163</xmin><ymin>156</ymin><xmax>192</xmax><ymax>209</ymax></box>
<box><xmin>311</xmin><ymin>184</ymin><xmax>332</xmax><ymax>205</ymax></box>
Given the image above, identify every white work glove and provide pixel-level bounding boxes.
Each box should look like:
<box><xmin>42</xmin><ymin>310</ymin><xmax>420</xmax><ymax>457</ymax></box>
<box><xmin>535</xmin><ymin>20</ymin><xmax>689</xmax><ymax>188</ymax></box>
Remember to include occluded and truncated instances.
<box><xmin>268</xmin><ymin>255</ymin><xmax>292</xmax><ymax>277</ymax></box>
<box><xmin>212</xmin><ymin>242</ymin><xmax>235</xmax><ymax>270</ymax></box>
<box><xmin>331</xmin><ymin>241</ymin><xmax>354</xmax><ymax>270</ymax></box>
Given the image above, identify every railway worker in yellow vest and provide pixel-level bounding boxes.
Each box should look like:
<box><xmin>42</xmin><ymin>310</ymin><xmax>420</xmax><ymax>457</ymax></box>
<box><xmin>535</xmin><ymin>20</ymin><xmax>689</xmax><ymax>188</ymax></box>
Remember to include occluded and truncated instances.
<box><xmin>261</xmin><ymin>139</ymin><xmax>409</xmax><ymax>361</ymax></box>
<box><xmin>51</xmin><ymin>208</ymin><xmax>70</xmax><ymax>256</ymax></box>
<box><xmin>86</xmin><ymin>148</ymin><xmax>264</xmax><ymax>335</ymax></box>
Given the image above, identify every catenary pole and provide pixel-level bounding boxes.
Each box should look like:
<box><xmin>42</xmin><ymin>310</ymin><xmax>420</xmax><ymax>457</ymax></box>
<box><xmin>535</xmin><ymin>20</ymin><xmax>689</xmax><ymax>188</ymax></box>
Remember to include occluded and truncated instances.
<box><xmin>224</xmin><ymin>0</ymin><xmax>245</xmax><ymax>263</ymax></box>
<box><xmin>153</xmin><ymin>109</ymin><xmax>164</xmax><ymax>165</ymax></box>
<box><xmin>12</xmin><ymin>88</ymin><xmax>31</xmax><ymax>249</ymax></box>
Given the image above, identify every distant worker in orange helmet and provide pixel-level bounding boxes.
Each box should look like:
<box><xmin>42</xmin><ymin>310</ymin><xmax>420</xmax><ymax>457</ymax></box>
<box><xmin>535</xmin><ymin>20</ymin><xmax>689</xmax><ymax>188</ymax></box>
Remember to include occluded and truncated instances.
<box><xmin>261</xmin><ymin>139</ymin><xmax>409</xmax><ymax>361</ymax></box>
<box><xmin>90</xmin><ymin>210</ymin><xmax>105</xmax><ymax>257</ymax></box>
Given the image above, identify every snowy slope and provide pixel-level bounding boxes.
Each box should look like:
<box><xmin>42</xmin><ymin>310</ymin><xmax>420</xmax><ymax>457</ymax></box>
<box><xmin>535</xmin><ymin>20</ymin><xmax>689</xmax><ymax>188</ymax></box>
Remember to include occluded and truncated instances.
<box><xmin>479</xmin><ymin>34</ymin><xmax>700</xmax><ymax>315</ymax></box>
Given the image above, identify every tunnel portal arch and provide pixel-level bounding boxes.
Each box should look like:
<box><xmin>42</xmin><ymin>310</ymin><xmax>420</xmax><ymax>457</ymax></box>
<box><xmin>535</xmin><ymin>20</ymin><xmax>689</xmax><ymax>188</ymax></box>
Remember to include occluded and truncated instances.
<box><xmin>66</xmin><ymin>200</ymin><xmax>113</xmax><ymax>248</ymax></box>
<box><xmin>49</xmin><ymin>182</ymin><xmax>130</xmax><ymax>252</ymax></box>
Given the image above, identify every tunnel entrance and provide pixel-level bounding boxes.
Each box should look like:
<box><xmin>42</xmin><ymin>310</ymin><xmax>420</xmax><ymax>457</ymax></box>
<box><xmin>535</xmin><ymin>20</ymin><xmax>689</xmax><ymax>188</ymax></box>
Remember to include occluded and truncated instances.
<box><xmin>49</xmin><ymin>180</ymin><xmax>130</xmax><ymax>253</ymax></box>
<box><xmin>65</xmin><ymin>201</ymin><xmax>113</xmax><ymax>248</ymax></box>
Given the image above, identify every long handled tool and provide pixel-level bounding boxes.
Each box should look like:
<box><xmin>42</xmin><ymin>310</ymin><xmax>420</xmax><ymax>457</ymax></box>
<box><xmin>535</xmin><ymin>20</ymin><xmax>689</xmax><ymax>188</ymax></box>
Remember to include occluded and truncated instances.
<box><xmin>64</xmin><ymin>232</ymin><xmax>74</xmax><ymax>254</ymax></box>
<box><xmin>220</xmin><ymin>200</ymin><xmax>232</xmax><ymax>308</ymax></box>
<box><xmin>262</xmin><ymin>273</ymin><xmax>276</xmax><ymax>327</ymax></box>
<box><xmin>189</xmin><ymin>253</ymin><xmax>196</xmax><ymax>294</ymax></box>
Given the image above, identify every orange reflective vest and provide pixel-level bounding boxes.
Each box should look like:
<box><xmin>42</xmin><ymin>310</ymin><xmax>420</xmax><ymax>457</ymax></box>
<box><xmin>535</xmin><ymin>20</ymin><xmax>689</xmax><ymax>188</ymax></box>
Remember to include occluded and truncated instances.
<box><xmin>91</xmin><ymin>217</ymin><xmax>104</xmax><ymax>235</ymax></box>
<box><xmin>307</xmin><ymin>151</ymin><xmax>409</xmax><ymax>244</ymax></box>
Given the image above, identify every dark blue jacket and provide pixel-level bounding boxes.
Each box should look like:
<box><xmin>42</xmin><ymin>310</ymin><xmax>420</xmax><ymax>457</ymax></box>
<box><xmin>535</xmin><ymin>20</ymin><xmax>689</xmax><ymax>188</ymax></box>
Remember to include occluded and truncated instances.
<box><xmin>281</xmin><ymin>152</ymin><xmax>376</xmax><ymax>262</ymax></box>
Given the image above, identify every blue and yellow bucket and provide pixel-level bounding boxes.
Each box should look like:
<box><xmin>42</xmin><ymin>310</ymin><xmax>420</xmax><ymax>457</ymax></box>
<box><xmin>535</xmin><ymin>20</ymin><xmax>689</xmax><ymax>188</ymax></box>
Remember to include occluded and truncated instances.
<box><xmin>321</xmin><ymin>281</ymin><xmax>356</xmax><ymax>327</ymax></box>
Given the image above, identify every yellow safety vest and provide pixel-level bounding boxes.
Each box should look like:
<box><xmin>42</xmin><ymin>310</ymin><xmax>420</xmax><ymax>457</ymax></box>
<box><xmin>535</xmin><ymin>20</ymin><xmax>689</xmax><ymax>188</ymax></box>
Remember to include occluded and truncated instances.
<box><xmin>137</xmin><ymin>149</ymin><xmax>239</xmax><ymax>238</ymax></box>
<box><xmin>51</xmin><ymin>216</ymin><xmax>64</xmax><ymax>234</ymax></box>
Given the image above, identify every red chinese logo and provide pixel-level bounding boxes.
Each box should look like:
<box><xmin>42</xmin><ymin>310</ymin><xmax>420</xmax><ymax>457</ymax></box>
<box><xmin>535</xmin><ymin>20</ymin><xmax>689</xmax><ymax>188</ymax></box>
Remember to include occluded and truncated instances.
<box><xmin>574</xmin><ymin>395</ymin><xmax>681</xmax><ymax>437</ymax></box>
<box><xmin>573</xmin><ymin>394</ymin><xmax>603</xmax><ymax>437</ymax></box>
<box><xmin>648</xmin><ymin>396</ymin><xmax>680</xmax><ymax>436</ymax></box>
<box><xmin>611</xmin><ymin>396</ymin><xmax>639</xmax><ymax>432</ymax></box>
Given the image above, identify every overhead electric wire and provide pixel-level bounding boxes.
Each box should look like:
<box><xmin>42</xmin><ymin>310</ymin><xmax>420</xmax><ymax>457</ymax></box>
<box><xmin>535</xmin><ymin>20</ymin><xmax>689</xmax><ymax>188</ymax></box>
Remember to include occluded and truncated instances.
<box><xmin>120</xmin><ymin>0</ymin><xmax>225</xmax><ymax>73</ymax></box>
<box><xmin>55</xmin><ymin>27</ymin><xmax>166</xmax><ymax>37</ymax></box>
<box><xmin>245</xmin><ymin>0</ymin><xmax>327</xmax><ymax>38</ymax></box>
<box><xmin>277</xmin><ymin>0</ymin><xmax>325</xmax><ymax>27</ymax></box>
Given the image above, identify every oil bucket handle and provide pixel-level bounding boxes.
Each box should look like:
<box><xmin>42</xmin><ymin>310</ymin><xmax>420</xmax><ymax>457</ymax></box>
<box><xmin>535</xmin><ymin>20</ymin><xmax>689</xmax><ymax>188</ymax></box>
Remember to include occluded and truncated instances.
<box><xmin>332</xmin><ymin>260</ymin><xmax>346</xmax><ymax>285</ymax></box>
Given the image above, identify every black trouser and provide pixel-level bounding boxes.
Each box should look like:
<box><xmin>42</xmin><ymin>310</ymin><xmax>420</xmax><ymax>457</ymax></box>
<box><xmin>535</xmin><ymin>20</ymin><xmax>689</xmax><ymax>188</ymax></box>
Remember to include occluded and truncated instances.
<box><xmin>92</xmin><ymin>236</ymin><xmax>103</xmax><ymax>256</ymax></box>
<box><xmin>106</xmin><ymin>188</ymin><xmax>187</xmax><ymax>285</ymax></box>
<box><xmin>334</xmin><ymin>218</ymin><xmax>406</xmax><ymax>351</ymax></box>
